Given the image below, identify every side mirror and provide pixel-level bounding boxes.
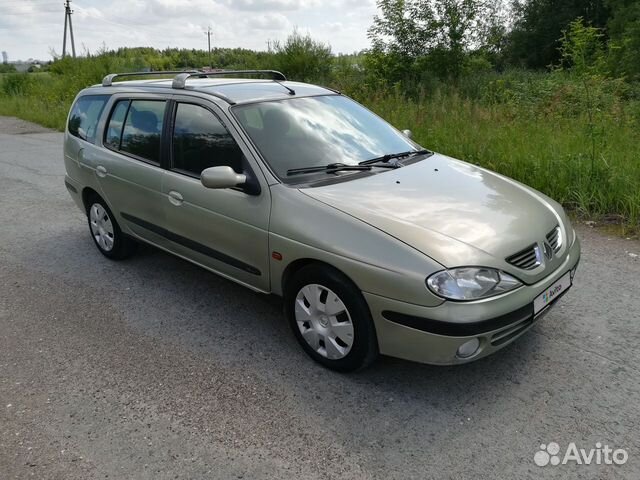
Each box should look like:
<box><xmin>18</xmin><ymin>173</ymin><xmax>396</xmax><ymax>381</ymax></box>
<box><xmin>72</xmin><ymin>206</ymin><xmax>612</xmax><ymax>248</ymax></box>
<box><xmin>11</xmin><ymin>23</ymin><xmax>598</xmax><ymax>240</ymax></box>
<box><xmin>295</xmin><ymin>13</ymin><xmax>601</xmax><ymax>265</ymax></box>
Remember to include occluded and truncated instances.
<box><xmin>201</xmin><ymin>166</ymin><xmax>247</xmax><ymax>189</ymax></box>
<box><xmin>402</xmin><ymin>129</ymin><xmax>413</xmax><ymax>139</ymax></box>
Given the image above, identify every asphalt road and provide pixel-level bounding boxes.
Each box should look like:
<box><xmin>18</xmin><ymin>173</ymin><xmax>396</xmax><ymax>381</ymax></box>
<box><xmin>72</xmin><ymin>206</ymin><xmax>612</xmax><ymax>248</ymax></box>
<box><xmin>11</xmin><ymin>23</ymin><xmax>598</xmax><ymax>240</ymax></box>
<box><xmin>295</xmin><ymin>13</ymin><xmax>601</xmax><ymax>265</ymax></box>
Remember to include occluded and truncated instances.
<box><xmin>1</xmin><ymin>117</ymin><xmax>639</xmax><ymax>480</ymax></box>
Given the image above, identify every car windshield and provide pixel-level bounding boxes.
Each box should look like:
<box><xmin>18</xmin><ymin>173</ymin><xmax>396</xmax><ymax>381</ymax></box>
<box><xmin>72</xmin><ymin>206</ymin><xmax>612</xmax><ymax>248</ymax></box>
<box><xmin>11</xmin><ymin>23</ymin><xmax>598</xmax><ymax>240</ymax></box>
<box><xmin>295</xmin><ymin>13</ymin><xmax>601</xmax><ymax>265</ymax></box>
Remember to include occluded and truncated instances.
<box><xmin>233</xmin><ymin>95</ymin><xmax>419</xmax><ymax>180</ymax></box>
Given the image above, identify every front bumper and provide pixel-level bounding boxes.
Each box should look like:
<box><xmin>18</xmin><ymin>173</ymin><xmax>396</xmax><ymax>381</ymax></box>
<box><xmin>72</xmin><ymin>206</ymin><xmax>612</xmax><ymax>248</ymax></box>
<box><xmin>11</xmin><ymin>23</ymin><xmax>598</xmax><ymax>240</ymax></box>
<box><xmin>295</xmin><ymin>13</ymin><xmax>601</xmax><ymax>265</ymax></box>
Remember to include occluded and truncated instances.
<box><xmin>365</xmin><ymin>236</ymin><xmax>581</xmax><ymax>365</ymax></box>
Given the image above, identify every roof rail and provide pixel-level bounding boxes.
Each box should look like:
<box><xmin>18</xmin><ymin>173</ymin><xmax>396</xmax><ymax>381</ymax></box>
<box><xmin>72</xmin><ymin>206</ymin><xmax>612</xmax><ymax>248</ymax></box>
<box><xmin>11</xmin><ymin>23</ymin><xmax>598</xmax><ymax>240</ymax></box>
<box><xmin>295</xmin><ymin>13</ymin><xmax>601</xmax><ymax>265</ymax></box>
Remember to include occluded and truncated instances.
<box><xmin>102</xmin><ymin>70</ymin><xmax>199</xmax><ymax>87</ymax></box>
<box><xmin>172</xmin><ymin>70</ymin><xmax>286</xmax><ymax>89</ymax></box>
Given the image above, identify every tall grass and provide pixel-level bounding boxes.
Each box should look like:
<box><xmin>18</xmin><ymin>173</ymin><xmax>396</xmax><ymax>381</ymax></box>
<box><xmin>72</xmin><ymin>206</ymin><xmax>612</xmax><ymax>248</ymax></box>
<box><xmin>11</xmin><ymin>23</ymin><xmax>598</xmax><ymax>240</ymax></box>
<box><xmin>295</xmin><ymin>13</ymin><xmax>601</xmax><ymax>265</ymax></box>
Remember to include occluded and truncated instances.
<box><xmin>0</xmin><ymin>52</ymin><xmax>639</xmax><ymax>231</ymax></box>
<box><xmin>363</xmin><ymin>88</ymin><xmax>640</xmax><ymax>229</ymax></box>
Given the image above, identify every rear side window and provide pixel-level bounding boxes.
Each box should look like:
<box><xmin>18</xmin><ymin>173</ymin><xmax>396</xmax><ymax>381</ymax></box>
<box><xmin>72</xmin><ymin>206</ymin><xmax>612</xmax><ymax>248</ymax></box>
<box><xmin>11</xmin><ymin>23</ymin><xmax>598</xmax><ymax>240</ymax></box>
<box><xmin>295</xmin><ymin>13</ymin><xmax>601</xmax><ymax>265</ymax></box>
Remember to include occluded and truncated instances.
<box><xmin>172</xmin><ymin>103</ymin><xmax>244</xmax><ymax>176</ymax></box>
<box><xmin>105</xmin><ymin>99</ymin><xmax>166</xmax><ymax>164</ymax></box>
<box><xmin>68</xmin><ymin>95</ymin><xmax>109</xmax><ymax>143</ymax></box>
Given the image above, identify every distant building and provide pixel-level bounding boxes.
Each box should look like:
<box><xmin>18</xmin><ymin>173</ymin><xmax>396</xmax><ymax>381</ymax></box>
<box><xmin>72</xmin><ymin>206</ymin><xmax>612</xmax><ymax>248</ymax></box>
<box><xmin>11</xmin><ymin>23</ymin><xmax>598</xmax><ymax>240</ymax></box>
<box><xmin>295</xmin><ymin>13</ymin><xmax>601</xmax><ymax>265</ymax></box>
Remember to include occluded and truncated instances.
<box><xmin>1</xmin><ymin>51</ymin><xmax>8</xmax><ymax>64</ymax></box>
<box><xmin>10</xmin><ymin>61</ymin><xmax>41</xmax><ymax>72</ymax></box>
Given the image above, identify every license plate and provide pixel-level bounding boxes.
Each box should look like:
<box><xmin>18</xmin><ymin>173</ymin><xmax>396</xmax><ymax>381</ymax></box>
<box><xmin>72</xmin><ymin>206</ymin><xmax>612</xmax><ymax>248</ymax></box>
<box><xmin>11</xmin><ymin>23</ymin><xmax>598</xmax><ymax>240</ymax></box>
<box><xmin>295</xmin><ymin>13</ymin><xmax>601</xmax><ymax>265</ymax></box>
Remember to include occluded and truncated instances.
<box><xmin>534</xmin><ymin>272</ymin><xmax>572</xmax><ymax>315</ymax></box>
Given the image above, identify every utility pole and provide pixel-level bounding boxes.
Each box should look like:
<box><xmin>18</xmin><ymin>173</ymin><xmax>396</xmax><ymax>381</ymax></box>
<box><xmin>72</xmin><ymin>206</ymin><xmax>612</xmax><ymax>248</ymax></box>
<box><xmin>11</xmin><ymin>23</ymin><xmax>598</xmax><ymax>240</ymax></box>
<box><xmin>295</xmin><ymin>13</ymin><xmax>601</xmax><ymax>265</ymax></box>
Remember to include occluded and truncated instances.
<box><xmin>205</xmin><ymin>26</ymin><xmax>212</xmax><ymax>67</ymax></box>
<box><xmin>62</xmin><ymin>0</ymin><xmax>76</xmax><ymax>58</ymax></box>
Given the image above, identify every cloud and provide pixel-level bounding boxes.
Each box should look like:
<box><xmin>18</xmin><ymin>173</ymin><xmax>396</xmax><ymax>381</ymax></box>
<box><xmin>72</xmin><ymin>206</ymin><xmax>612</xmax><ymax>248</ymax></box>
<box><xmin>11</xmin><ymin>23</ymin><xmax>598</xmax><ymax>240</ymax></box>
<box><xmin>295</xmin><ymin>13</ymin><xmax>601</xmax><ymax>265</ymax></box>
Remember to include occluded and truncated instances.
<box><xmin>322</xmin><ymin>22</ymin><xmax>344</xmax><ymax>33</ymax></box>
<box><xmin>224</xmin><ymin>0</ymin><xmax>304</xmax><ymax>11</ymax></box>
<box><xmin>246</xmin><ymin>13</ymin><xmax>292</xmax><ymax>31</ymax></box>
<box><xmin>145</xmin><ymin>0</ymin><xmax>218</xmax><ymax>18</ymax></box>
<box><xmin>0</xmin><ymin>0</ymin><xmax>377</xmax><ymax>60</ymax></box>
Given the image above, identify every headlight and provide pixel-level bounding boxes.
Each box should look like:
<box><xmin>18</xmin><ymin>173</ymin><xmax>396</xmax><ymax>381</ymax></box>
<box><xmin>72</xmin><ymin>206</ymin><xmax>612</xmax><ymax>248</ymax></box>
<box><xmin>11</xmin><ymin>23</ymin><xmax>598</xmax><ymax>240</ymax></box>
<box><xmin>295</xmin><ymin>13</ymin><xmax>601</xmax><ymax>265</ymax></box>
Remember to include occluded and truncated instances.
<box><xmin>426</xmin><ymin>267</ymin><xmax>522</xmax><ymax>301</ymax></box>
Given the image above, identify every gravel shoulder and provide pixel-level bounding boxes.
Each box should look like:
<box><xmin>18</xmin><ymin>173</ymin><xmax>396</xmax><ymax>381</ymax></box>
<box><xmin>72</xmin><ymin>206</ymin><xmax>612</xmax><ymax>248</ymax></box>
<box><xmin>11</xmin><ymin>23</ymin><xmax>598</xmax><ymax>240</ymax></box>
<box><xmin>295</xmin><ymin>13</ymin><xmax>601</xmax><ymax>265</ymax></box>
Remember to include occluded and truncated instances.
<box><xmin>0</xmin><ymin>116</ymin><xmax>55</xmax><ymax>135</ymax></box>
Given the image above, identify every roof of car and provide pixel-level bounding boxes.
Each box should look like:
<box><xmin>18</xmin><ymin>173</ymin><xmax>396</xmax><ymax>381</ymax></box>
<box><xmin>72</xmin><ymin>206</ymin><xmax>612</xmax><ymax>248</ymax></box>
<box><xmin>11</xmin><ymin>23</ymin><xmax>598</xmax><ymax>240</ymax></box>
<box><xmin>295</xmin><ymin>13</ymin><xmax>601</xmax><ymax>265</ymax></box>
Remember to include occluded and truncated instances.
<box><xmin>89</xmin><ymin>77</ymin><xmax>336</xmax><ymax>105</ymax></box>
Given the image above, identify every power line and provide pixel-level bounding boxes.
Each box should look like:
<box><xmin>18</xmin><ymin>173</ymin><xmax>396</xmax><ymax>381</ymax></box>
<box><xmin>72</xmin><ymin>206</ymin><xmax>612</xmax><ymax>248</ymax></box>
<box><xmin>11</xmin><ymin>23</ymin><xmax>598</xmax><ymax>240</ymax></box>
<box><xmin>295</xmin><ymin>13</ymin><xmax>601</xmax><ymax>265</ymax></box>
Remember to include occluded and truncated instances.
<box><xmin>1</xmin><ymin>11</ymin><xmax>59</xmax><ymax>16</ymax></box>
<box><xmin>72</xmin><ymin>6</ymin><xmax>161</xmax><ymax>36</ymax></box>
<box><xmin>3</xmin><ymin>1</ymin><xmax>58</xmax><ymax>6</ymax></box>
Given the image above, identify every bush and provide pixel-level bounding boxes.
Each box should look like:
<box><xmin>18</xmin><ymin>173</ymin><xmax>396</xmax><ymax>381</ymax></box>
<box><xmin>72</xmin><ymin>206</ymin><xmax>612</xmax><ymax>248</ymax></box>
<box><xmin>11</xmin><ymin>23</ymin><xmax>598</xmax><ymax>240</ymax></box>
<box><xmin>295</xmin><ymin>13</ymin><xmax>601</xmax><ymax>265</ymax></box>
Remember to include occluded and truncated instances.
<box><xmin>269</xmin><ymin>30</ymin><xmax>333</xmax><ymax>82</ymax></box>
<box><xmin>0</xmin><ymin>73</ymin><xmax>32</xmax><ymax>96</ymax></box>
<box><xmin>0</xmin><ymin>63</ymin><xmax>17</xmax><ymax>73</ymax></box>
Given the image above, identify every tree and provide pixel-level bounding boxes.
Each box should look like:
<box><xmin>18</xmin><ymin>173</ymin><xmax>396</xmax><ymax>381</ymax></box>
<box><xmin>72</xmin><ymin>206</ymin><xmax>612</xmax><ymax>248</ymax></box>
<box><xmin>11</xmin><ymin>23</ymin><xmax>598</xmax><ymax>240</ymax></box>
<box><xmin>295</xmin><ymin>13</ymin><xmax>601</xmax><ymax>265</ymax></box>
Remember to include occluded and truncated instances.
<box><xmin>367</xmin><ymin>0</ymin><xmax>506</xmax><ymax>79</ymax></box>
<box><xmin>606</xmin><ymin>0</ymin><xmax>640</xmax><ymax>79</ymax></box>
<box><xmin>505</xmin><ymin>0</ymin><xmax>610</xmax><ymax>69</ymax></box>
<box><xmin>269</xmin><ymin>29</ymin><xmax>333</xmax><ymax>82</ymax></box>
<box><xmin>559</xmin><ymin>17</ymin><xmax>606</xmax><ymax>73</ymax></box>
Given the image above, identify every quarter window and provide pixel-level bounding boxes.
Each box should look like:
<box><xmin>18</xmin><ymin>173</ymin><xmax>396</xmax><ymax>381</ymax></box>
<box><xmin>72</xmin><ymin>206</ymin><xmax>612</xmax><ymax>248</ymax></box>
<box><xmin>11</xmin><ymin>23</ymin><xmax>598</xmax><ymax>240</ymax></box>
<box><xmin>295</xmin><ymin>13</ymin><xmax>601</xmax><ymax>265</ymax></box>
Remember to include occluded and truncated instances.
<box><xmin>68</xmin><ymin>95</ymin><xmax>109</xmax><ymax>143</ymax></box>
<box><xmin>172</xmin><ymin>103</ymin><xmax>244</xmax><ymax>177</ymax></box>
<box><xmin>104</xmin><ymin>100</ymin><xmax>129</xmax><ymax>150</ymax></box>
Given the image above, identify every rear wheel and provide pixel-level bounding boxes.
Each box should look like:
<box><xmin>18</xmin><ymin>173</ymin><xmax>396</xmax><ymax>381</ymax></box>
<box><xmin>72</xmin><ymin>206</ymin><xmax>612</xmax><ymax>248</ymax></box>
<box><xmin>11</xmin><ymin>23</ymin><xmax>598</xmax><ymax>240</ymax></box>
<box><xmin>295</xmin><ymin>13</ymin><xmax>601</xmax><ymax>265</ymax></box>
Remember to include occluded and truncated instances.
<box><xmin>86</xmin><ymin>196</ymin><xmax>136</xmax><ymax>260</ymax></box>
<box><xmin>285</xmin><ymin>264</ymin><xmax>378</xmax><ymax>372</ymax></box>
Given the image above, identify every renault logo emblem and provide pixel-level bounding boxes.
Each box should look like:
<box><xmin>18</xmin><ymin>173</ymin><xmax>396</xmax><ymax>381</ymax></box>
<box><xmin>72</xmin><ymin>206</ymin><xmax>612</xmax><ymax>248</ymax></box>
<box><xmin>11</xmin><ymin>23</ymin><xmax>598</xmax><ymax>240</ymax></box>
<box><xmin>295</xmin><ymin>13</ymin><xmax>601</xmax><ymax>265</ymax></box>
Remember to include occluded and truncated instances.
<box><xmin>543</xmin><ymin>242</ymin><xmax>554</xmax><ymax>260</ymax></box>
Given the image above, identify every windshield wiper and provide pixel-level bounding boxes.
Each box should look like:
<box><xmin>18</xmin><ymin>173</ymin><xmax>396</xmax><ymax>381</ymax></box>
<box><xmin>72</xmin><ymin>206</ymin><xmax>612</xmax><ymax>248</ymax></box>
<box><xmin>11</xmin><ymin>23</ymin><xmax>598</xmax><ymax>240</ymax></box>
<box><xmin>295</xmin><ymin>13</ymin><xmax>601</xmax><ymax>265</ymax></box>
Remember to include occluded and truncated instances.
<box><xmin>359</xmin><ymin>149</ymin><xmax>431</xmax><ymax>165</ymax></box>
<box><xmin>287</xmin><ymin>163</ymin><xmax>372</xmax><ymax>177</ymax></box>
<box><xmin>286</xmin><ymin>162</ymin><xmax>398</xmax><ymax>177</ymax></box>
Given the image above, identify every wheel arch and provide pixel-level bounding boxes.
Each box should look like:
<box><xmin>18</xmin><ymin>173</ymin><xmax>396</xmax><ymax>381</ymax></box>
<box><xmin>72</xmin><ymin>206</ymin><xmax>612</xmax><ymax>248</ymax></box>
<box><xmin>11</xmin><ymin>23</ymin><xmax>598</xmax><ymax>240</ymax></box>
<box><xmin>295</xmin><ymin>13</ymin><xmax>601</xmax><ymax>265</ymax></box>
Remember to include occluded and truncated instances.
<box><xmin>81</xmin><ymin>187</ymin><xmax>102</xmax><ymax>211</ymax></box>
<box><xmin>281</xmin><ymin>258</ymin><xmax>360</xmax><ymax>297</ymax></box>
<box><xmin>281</xmin><ymin>257</ymin><xmax>379</xmax><ymax>371</ymax></box>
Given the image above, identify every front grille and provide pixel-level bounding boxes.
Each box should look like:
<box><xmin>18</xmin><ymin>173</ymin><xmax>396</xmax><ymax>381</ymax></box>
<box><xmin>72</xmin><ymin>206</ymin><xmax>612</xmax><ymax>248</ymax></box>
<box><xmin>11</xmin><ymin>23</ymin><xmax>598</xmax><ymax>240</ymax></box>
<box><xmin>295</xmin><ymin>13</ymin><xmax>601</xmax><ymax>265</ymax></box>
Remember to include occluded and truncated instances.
<box><xmin>506</xmin><ymin>243</ymin><xmax>541</xmax><ymax>270</ymax></box>
<box><xmin>546</xmin><ymin>225</ymin><xmax>562</xmax><ymax>253</ymax></box>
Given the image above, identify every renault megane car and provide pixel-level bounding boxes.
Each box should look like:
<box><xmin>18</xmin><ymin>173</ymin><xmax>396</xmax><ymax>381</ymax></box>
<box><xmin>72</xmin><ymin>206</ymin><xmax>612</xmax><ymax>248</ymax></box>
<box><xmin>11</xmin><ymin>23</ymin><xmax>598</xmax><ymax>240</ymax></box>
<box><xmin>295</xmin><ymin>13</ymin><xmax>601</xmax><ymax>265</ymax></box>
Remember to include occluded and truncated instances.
<box><xmin>63</xmin><ymin>70</ymin><xmax>580</xmax><ymax>371</ymax></box>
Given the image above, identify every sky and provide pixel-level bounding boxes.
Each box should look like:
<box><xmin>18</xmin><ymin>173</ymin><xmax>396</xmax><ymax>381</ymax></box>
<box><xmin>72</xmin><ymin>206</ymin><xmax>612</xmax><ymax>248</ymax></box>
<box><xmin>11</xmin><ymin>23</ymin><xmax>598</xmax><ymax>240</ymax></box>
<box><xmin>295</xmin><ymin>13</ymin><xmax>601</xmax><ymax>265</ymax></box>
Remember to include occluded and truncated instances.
<box><xmin>1</xmin><ymin>0</ymin><xmax>378</xmax><ymax>62</ymax></box>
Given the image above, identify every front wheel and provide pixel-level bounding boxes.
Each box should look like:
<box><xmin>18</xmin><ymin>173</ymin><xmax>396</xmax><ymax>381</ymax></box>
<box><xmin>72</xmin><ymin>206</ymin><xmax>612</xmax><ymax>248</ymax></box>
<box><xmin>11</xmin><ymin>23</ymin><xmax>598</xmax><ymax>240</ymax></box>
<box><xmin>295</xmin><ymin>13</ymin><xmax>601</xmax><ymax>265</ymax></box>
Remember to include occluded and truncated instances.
<box><xmin>284</xmin><ymin>264</ymin><xmax>378</xmax><ymax>372</ymax></box>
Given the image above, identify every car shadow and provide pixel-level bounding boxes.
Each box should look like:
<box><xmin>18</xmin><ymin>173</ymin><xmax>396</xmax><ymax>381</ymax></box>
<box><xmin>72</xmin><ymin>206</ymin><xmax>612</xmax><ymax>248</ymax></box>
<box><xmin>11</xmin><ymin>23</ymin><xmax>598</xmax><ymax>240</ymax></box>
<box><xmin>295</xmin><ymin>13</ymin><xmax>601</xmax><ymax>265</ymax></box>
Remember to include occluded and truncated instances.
<box><xmin>45</xmin><ymin>228</ymin><xmax>542</xmax><ymax>411</ymax></box>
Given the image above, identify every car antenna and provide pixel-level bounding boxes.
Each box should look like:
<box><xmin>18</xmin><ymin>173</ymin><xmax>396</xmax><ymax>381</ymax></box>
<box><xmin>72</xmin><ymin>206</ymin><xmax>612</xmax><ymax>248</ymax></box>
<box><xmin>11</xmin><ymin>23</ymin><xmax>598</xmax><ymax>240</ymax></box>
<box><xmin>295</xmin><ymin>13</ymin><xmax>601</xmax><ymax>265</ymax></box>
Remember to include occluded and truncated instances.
<box><xmin>273</xmin><ymin>79</ymin><xmax>295</xmax><ymax>95</ymax></box>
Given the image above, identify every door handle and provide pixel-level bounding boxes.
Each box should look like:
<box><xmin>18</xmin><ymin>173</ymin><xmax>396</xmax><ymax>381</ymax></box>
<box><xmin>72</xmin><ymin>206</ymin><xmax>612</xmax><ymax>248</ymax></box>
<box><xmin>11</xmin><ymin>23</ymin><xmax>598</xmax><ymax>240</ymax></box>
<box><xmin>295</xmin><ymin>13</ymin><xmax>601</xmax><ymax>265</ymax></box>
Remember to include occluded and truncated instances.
<box><xmin>168</xmin><ymin>190</ymin><xmax>184</xmax><ymax>206</ymax></box>
<box><xmin>96</xmin><ymin>165</ymin><xmax>107</xmax><ymax>178</ymax></box>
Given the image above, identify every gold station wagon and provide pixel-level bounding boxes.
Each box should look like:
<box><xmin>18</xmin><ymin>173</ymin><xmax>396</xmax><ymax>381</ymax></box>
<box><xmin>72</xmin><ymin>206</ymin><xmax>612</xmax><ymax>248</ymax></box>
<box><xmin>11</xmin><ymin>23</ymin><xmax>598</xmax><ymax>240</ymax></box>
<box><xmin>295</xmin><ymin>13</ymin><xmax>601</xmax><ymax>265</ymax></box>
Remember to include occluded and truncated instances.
<box><xmin>63</xmin><ymin>70</ymin><xmax>580</xmax><ymax>371</ymax></box>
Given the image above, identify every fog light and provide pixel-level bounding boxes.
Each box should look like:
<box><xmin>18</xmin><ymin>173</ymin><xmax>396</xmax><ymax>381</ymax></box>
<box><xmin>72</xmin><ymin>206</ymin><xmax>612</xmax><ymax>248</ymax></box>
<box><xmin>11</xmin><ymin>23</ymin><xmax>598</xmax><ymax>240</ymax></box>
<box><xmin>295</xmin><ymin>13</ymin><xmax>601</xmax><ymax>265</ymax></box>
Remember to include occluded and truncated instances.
<box><xmin>457</xmin><ymin>338</ymin><xmax>480</xmax><ymax>359</ymax></box>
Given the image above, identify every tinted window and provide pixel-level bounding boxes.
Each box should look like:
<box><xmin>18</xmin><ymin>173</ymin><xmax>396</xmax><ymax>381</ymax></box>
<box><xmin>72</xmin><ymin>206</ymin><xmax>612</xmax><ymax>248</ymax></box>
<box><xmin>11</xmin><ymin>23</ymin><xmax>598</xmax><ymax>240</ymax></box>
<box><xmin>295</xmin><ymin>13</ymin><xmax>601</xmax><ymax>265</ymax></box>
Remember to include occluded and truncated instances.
<box><xmin>104</xmin><ymin>100</ymin><xmax>129</xmax><ymax>149</ymax></box>
<box><xmin>68</xmin><ymin>95</ymin><xmax>109</xmax><ymax>143</ymax></box>
<box><xmin>234</xmin><ymin>95</ymin><xmax>416</xmax><ymax>179</ymax></box>
<box><xmin>172</xmin><ymin>103</ymin><xmax>243</xmax><ymax>176</ymax></box>
<box><xmin>120</xmin><ymin>100</ymin><xmax>166</xmax><ymax>164</ymax></box>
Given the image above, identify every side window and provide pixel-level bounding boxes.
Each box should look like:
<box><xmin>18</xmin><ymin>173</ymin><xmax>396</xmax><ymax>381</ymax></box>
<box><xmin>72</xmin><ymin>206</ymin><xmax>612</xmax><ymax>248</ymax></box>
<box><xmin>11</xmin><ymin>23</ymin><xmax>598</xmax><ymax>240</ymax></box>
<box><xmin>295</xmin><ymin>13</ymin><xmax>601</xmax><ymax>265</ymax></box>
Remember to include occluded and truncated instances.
<box><xmin>68</xmin><ymin>95</ymin><xmax>109</xmax><ymax>143</ymax></box>
<box><xmin>119</xmin><ymin>100</ymin><xmax>166</xmax><ymax>164</ymax></box>
<box><xmin>172</xmin><ymin>103</ymin><xmax>244</xmax><ymax>177</ymax></box>
<box><xmin>104</xmin><ymin>100</ymin><xmax>129</xmax><ymax>149</ymax></box>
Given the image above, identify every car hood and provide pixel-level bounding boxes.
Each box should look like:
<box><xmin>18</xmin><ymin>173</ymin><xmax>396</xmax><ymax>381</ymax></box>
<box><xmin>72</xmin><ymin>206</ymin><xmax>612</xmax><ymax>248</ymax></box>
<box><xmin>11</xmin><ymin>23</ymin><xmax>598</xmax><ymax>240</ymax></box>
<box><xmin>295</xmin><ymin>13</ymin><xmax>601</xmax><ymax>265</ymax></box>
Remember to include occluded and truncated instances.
<box><xmin>299</xmin><ymin>154</ymin><xmax>566</xmax><ymax>281</ymax></box>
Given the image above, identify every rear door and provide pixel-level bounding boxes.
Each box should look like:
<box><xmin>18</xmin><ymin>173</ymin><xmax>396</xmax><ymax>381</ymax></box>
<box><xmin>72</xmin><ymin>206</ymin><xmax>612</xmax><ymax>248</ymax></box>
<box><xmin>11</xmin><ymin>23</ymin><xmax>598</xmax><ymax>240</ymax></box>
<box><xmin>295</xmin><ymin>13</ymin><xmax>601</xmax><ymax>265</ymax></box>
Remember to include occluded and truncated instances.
<box><xmin>84</xmin><ymin>96</ymin><xmax>170</xmax><ymax>246</ymax></box>
<box><xmin>160</xmin><ymin>98</ymin><xmax>271</xmax><ymax>292</ymax></box>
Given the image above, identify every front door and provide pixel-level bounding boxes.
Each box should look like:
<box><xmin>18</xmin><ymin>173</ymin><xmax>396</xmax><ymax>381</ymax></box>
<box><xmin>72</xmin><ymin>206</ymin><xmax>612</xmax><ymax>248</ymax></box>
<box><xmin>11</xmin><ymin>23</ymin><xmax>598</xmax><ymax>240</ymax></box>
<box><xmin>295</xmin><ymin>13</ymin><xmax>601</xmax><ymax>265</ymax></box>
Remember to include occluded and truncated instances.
<box><xmin>161</xmin><ymin>100</ymin><xmax>271</xmax><ymax>292</ymax></box>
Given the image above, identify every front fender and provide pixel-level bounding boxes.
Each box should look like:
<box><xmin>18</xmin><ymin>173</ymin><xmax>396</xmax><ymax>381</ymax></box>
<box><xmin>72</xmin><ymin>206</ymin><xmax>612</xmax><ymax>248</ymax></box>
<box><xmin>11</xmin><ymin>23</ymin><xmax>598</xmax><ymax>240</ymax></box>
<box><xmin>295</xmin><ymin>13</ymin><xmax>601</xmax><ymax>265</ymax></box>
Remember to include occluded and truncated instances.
<box><xmin>268</xmin><ymin>185</ymin><xmax>445</xmax><ymax>307</ymax></box>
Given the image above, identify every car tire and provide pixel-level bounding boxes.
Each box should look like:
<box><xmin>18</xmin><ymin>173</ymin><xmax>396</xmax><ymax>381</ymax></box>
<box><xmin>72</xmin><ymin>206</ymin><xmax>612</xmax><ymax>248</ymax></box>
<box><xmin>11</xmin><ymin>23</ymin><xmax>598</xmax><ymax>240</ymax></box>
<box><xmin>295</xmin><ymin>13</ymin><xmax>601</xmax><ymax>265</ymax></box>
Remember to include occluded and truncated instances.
<box><xmin>85</xmin><ymin>195</ymin><xmax>136</xmax><ymax>260</ymax></box>
<box><xmin>284</xmin><ymin>264</ymin><xmax>378</xmax><ymax>372</ymax></box>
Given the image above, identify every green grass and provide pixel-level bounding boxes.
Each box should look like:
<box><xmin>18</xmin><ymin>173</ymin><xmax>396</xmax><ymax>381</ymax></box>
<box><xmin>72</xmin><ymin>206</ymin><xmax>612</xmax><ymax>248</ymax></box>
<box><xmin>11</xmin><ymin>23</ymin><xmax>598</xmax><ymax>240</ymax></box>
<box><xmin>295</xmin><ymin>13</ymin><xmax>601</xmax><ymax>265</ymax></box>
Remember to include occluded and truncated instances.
<box><xmin>0</xmin><ymin>95</ymin><xmax>69</xmax><ymax>130</ymax></box>
<box><xmin>361</xmin><ymin>89</ymin><xmax>640</xmax><ymax>231</ymax></box>
<box><xmin>1</xmin><ymin>61</ymin><xmax>639</xmax><ymax>232</ymax></box>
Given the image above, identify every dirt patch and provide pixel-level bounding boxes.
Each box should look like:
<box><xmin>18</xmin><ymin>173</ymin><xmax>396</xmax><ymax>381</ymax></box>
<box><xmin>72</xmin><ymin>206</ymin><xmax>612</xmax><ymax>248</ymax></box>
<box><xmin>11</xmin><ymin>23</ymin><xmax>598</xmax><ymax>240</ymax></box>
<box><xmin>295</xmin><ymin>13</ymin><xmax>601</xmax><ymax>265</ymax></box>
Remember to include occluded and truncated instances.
<box><xmin>0</xmin><ymin>116</ymin><xmax>55</xmax><ymax>134</ymax></box>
